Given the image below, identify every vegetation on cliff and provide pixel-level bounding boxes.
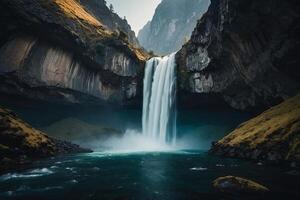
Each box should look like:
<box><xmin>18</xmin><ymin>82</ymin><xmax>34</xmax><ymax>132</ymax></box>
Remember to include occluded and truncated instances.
<box><xmin>0</xmin><ymin>0</ymin><xmax>149</xmax><ymax>105</ymax></box>
<box><xmin>210</xmin><ymin>94</ymin><xmax>300</xmax><ymax>164</ymax></box>
<box><xmin>1</xmin><ymin>0</ymin><xmax>148</xmax><ymax>63</ymax></box>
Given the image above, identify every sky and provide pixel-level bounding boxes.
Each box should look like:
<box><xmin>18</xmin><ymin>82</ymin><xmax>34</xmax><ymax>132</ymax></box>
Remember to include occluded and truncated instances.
<box><xmin>106</xmin><ymin>0</ymin><xmax>161</xmax><ymax>34</ymax></box>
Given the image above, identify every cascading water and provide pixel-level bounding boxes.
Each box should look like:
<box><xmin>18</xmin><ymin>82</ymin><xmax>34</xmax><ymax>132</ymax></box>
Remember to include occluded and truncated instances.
<box><xmin>142</xmin><ymin>53</ymin><xmax>177</xmax><ymax>145</ymax></box>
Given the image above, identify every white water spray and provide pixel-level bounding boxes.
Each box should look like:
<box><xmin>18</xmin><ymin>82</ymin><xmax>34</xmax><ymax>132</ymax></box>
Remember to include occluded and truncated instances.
<box><xmin>142</xmin><ymin>53</ymin><xmax>177</xmax><ymax>145</ymax></box>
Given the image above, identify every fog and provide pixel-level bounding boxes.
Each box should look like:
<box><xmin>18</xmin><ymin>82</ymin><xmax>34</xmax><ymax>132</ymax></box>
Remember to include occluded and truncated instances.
<box><xmin>0</xmin><ymin>99</ymin><xmax>251</xmax><ymax>152</ymax></box>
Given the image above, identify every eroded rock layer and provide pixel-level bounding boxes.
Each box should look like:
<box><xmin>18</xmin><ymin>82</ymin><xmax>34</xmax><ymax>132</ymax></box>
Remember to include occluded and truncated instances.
<box><xmin>0</xmin><ymin>0</ymin><xmax>148</xmax><ymax>105</ymax></box>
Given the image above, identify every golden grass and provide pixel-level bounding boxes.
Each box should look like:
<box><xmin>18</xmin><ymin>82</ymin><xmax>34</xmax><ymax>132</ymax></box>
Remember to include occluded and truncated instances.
<box><xmin>39</xmin><ymin>0</ymin><xmax>112</xmax><ymax>39</ymax></box>
<box><xmin>0</xmin><ymin>107</ymin><xmax>54</xmax><ymax>150</ymax></box>
<box><xmin>53</xmin><ymin>0</ymin><xmax>102</xmax><ymax>27</ymax></box>
<box><xmin>216</xmin><ymin>94</ymin><xmax>300</xmax><ymax>160</ymax></box>
<box><xmin>38</xmin><ymin>0</ymin><xmax>149</xmax><ymax>61</ymax></box>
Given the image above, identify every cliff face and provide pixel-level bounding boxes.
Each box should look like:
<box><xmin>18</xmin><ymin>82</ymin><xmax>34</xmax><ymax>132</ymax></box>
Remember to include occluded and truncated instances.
<box><xmin>138</xmin><ymin>0</ymin><xmax>210</xmax><ymax>55</ymax></box>
<box><xmin>177</xmin><ymin>0</ymin><xmax>300</xmax><ymax>110</ymax></box>
<box><xmin>79</xmin><ymin>0</ymin><xmax>140</xmax><ymax>47</ymax></box>
<box><xmin>0</xmin><ymin>0</ymin><xmax>148</xmax><ymax>105</ymax></box>
<box><xmin>210</xmin><ymin>94</ymin><xmax>300</xmax><ymax>164</ymax></box>
<box><xmin>0</xmin><ymin>106</ymin><xmax>91</xmax><ymax>172</ymax></box>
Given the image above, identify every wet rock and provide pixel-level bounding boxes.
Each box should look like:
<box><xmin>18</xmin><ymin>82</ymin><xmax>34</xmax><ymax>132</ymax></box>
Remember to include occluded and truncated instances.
<box><xmin>213</xmin><ymin>176</ymin><xmax>269</xmax><ymax>195</ymax></box>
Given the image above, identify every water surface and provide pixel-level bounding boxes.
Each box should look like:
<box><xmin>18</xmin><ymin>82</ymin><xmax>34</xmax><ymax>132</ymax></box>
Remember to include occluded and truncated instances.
<box><xmin>0</xmin><ymin>151</ymin><xmax>298</xmax><ymax>200</ymax></box>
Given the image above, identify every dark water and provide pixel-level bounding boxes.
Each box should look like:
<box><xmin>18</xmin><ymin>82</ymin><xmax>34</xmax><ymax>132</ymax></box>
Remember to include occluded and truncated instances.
<box><xmin>1</xmin><ymin>99</ymin><xmax>296</xmax><ymax>199</ymax></box>
<box><xmin>0</xmin><ymin>151</ymin><xmax>298</xmax><ymax>200</ymax></box>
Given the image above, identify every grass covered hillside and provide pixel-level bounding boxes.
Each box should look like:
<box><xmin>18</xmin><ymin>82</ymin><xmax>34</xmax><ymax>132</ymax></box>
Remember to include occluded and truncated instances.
<box><xmin>0</xmin><ymin>106</ymin><xmax>90</xmax><ymax>172</ymax></box>
<box><xmin>211</xmin><ymin>94</ymin><xmax>300</xmax><ymax>163</ymax></box>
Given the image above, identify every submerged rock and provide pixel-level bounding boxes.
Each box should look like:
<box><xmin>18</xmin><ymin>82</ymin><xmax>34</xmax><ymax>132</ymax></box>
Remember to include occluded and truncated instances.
<box><xmin>0</xmin><ymin>106</ymin><xmax>91</xmax><ymax>173</ymax></box>
<box><xmin>210</xmin><ymin>94</ymin><xmax>300</xmax><ymax>164</ymax></box>
<box><xmin>213</xmin><ymin>176</ymin><xmax>269</xmax><ymax>195</ymax></box>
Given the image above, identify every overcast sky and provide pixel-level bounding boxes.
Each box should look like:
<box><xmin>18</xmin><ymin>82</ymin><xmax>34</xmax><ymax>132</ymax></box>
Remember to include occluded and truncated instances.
<box><xmin>106</xmin><ymin>0</ymin><xmax>161</xmax><ymax>34</ymax></box>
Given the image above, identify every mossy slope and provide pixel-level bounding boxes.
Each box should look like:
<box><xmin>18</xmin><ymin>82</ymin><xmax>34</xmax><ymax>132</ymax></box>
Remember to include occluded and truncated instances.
<box><xmin>0</xmin><ymin>106</ymin><xmax>90</xmax><ymax>172</ymax></box>
<box><xmin>210</xmin><ymin>94</ymin><xmax>300</xmax><ymax>163</ymax></box>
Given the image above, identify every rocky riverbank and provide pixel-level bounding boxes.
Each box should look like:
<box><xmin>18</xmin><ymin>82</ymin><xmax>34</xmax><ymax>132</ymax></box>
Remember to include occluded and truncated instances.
<box><xmin>0</xmin><ymin>106</ymin><xmax>91</xmax><ymax>173</ymax></box>
<box><xmin>210</xmin><ymin>94</ymin><xmax>300</xmax><ymax>165</ymax></box>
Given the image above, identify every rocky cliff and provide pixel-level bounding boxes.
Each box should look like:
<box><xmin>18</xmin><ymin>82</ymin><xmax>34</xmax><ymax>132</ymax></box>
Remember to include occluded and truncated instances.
<box><xmin>79</xmin><ymin>0</ymin><xmax>140</xmax><ymax>47</ymax></box>
<box><xmin>210</xmin><ymin>94</ymin><xmax>300</xmax><ymax>164</ymax></box>
<box><xmin>0</xmin><ymin>106</ymin><xmax>91</xmax><ymax>172</ymax></box>
<box><xmin>0</xmin><ymin>0</ymin><xmax>148</xmax><ymax>105</ymax></box>
<box><xmin>177</xmin><ymin>0</ymin><xmax>300</xmax><ymax>110</ymax></box>
<box><xmin>138</xmin><ymin>0</ymin><xmax>210</xmax><ymax>55</ymax></box>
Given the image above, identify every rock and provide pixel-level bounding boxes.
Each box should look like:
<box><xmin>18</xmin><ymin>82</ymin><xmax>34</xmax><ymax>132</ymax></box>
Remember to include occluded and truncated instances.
<box><xmin>79</xmin><ymin>0</ymin><xmax>139</xmax><ymax>47</ymax></box>
<box><xmin>138</xmin><ymin>0</ymin><xmax>210</xmax><ymax>55</ymax></box>
<box><xmin>0</xmin><ymin>0</ymin><xmax>148</xmax><ymax>106</ymax></box>
<box><xmin>176</xmin><ymin>0</ymin><xmax>300</xmax><ymax>110</ymax></box>
<box><xmin>210</xmin><ymin>94</ymin><xmax>300</xmax><ymax>164</ymax></box>
<box><xmin>213</xmin><ymin>176</ymin><xmax>269</xmax><ymax>195</ymax></box>
<box><xmin>0</xmin><ymin>106</ymin><xmax>91</xmax><ymax>173</ymax></box>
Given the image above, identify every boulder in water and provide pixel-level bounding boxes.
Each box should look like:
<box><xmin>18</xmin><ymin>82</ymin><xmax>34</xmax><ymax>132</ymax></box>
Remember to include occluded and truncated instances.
<box><xmin>212</xmin><ymin>176</ymin><xmax>269</xmax><ymax>195</ymax></box>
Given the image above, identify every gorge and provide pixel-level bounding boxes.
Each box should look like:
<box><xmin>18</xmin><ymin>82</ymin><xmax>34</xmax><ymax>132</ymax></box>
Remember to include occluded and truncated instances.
<box><xmin>0</xmin><ymin>0</ymin><xmax>299</xmax><ymax>199</ymax></box>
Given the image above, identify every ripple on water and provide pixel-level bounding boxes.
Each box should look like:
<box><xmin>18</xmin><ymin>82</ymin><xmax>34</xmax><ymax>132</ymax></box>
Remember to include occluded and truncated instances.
<box><xmin>190</xmin><ymin>167</ymin><xmax>208</xmax><ymax>171</ymax></box>
<box><xmin>0</xmin><ymin>168</ymin><xmax>54</xmax><ymax>181</ymax></box>
<box><xmin>67</xmin><ymin>179</ymin><xmax>78</xmax><ymax>184</ymax></box>
<box><xmin>91</xmin><ymin>167</ymin><xmax>100</xmax><ymax>171</ymax></box>
<box><xmin>30</xmin><ymin>168</ymin><xmax>53</xmax><ymax>174</ymax></box>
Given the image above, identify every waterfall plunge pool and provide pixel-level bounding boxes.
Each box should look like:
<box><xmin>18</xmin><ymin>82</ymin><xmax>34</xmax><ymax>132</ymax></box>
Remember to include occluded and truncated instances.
<box><xmin>0</xmin><ymin>100</ymin><xmax>298</xmax><ymax>199</ymax></box>
<box><xmin>0</xmin><ymin>151</ymin><xmax>298</xmax><ymax>200</ymax></box>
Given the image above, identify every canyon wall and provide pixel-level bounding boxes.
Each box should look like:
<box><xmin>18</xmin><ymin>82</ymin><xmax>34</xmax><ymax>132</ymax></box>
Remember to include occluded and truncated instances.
<box><xmin>79</xmin><ymin>0</ymin><xmax>139</xmax><ymax>47</ymax></box>
<box><xmin>0</xmin><ymin>0</ymin><xmax>148</xmax><ymax>105</ymax></box>
<box><xmin>177</xmin><ymin>0</ymin><xmax>300</xmax><ymax>110</ymax></box>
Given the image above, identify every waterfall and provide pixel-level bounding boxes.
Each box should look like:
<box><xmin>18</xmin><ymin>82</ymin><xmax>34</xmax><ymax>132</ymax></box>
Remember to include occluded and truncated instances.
<box><xmin>142</xmin><ymin>53</ymin><xmax>177</xmax><ymax>145</ymax></box>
